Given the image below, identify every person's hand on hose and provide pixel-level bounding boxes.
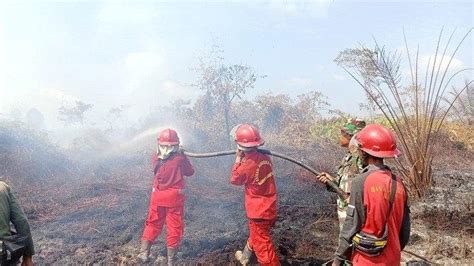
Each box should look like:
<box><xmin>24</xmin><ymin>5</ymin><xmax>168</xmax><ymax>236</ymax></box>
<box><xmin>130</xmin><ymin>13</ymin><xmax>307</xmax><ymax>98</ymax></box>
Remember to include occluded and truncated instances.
<box><xmin>21</xmin><ymin>255</ymin><xmax>33</xmax><ymax>266</ymax></box>
<box><xmin>317</xmin><ymin>172</ymin><xmax>335</xmax><ymax>184</ymax></box>
<box><xmin>235</xmin><ymin>149</ymin><xmax>244</xmax><ymax>164</ymax></box>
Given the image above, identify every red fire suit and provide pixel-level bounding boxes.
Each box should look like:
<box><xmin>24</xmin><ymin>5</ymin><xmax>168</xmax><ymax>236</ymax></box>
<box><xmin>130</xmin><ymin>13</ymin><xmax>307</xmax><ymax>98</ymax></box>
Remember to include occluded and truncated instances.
<box><xmin>334</xmin><ymin>164</ymin><xmax>410</xmax><ymax>266</ymax></box>
<box><xmin>142</xmin><ymin>152</ymin><xmax>194</xmax><ymax>248</ymax></box>
<box><xmin>231</xmin><ymin>150</ymin><xmax>280</xmax><ymax>266</ymax></box>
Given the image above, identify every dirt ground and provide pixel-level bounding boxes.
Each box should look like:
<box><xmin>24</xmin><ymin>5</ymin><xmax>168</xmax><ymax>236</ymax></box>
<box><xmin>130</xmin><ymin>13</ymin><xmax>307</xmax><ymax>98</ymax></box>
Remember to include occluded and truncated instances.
<box><xmin>400</xmin><ymin>167</ymin><xmax>473</xmax><ymax>265</ymax></box>
<box><xmin>9</xmin><ymin>149</ymin><xmax>474</xmax><ymax>265</ymax></box>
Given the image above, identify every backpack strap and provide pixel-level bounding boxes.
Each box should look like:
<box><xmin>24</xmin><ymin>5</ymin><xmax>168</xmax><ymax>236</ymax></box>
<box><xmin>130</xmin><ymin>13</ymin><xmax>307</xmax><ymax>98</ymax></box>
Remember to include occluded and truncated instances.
<box><xmin>386</xmin><ymin>173</ymin><xmax>397</xmax><ymax>220</ymax></box>
<box><xmin>381</xmin><ymin>172</ymin><xmax>397</xmax><ymax>238</ymax></box>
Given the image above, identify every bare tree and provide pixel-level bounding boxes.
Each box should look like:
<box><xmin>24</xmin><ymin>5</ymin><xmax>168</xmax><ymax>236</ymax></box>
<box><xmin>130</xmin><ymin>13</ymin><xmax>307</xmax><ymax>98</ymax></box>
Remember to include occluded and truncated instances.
<box><xmin>195</xmin><ymin>48</ymin><xmax>262</xmax><ymax>148</ymax></box>
<box><xmin>105</xmin><ymin>105</ymin><xmax>129</xmax><ymax>131</ymax></box>
<box><xmin>335</xmin><ymin>47</ymin><xmax>382</xmax><ymax>116</ymax></box>
<box><xmin>58</xmin><ymin>100</ymin><xmax>93</xmax><ymax>126</ymax></box>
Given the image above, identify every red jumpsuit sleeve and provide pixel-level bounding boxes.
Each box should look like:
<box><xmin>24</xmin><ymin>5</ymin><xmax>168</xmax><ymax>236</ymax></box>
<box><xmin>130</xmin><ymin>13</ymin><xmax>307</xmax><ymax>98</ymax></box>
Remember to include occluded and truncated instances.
<box><xmin>230</xmin><ymin>162</ymin><xmax>249</xmax><ymax>185</ymax></box>
<box><xmin>181</xmin><ymin>155</ymin><xmax>195</xmax><ymax>176</ymax></box>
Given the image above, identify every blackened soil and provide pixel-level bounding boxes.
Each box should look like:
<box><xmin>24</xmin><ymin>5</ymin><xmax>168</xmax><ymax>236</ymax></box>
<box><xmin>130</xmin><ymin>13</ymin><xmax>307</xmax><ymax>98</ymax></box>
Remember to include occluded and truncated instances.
<box><xmin>20</xmin><ymin>159</ymin><xmax>339</xmax><ymax>265</ymax></box>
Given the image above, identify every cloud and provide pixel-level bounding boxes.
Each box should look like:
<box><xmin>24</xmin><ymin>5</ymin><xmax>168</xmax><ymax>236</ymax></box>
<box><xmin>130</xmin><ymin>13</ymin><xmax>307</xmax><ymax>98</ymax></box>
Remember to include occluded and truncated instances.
<box><xmin>120</xmin><ymin>51</ymin><xmax>195</xmax><ymax>101</ymax></box>
<box><xmin>401</xmin><ymin>54</ymin><xmax>465</xmax><ymax>81</ymax></box>
<box><xmin>161</xmin><ymin>80</ymin><xmax>191</xmax><ymax>98</ymax></box>
<box><xmin>96</xmin><ymin>2</ymin><xmax>160</xmax><ymax>26</ymax></box>
<box><xmin>268</xmin><ymin>0</ymin><xmax>333</xmax><ymax>18</ymax></box>
<box><xmin>117</xmin><ymin>50</ymin><xmax>196</xmax><ymax>120</ymax></box>
<box><xmin>420</xmin><ymin>54</ymin><xmax>464</xmax><ymax>72</ymax></box>
<box><xmin>120</xmin><ymin>51</ymin><xmax>166</xmax><ymax>95</ymax></box>
<box><xmin>124</xmin><ymin>52</ymin><xmax>164</xmax><ymax>73</ymax></box>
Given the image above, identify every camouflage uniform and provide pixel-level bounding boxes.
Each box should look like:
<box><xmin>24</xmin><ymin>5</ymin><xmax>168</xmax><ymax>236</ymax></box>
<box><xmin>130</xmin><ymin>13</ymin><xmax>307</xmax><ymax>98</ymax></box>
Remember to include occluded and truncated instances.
<box><xmin>334</xmin><ymin>118</ymin><xmax>366</xmax><ymax>230</ymax></box>
<box><xmin>0</xmin><ymin>181</ymin><xmax>35</xmax><ymax>260</ymax></box>
<box><xmin>335</xmin><ymin>150</ymin><xmax>364</xmax><ymax>229</ymax></box>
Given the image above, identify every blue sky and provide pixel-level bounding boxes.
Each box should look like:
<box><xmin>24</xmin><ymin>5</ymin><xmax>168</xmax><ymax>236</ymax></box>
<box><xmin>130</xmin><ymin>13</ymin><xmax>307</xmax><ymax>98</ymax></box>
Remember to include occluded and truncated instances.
<box><xmin>0</xmin><ymin>0</ymin><xmax>472</xmax><ymax>129</ymax></box>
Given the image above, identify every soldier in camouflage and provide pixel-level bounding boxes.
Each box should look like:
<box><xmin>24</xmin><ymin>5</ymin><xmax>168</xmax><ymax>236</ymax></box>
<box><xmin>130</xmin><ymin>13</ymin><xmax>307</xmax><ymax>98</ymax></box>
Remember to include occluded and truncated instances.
<box><xmin>0</xmin><ymin>181</ymin><xmax>34</xmax><ymax>265</ymax></box>
<box><xmin>318</xmin><ymin>118</ymin><xmax>366</xmax><ymax>229</ymax></box>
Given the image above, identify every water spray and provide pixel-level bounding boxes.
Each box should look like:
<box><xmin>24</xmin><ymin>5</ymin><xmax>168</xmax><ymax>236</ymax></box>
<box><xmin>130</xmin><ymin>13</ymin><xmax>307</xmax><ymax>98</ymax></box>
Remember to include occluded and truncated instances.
<box><xmin>183</xmin><ymin>149</ymin><xmax>349</xmax><ymax>200</ymax></box>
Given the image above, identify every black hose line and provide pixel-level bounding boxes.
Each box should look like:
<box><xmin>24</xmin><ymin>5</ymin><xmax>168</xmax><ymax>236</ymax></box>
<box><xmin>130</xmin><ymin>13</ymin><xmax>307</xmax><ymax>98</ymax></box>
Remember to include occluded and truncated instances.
<box><xmin>183</xmin><ymin>149</ymin><xmax>349</xmax><ymax>200</ymax></box>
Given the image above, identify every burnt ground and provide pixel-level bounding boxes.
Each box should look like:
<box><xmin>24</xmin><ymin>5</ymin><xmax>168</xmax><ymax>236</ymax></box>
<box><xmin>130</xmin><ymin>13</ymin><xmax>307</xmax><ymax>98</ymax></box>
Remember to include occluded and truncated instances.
<box><xmin>400</xmin><ymin>167</ymin><xmax>474</xmax><ymax>265</ymax></box>
<box><xmin>9</xmin><ymin>152</ymin><xmax>474</xmax><ymax>265</ymax></box>
<box><xmin>14</xmin><ymin>155</ymin><xmax>339</xmax><ymax>265</ymax></box>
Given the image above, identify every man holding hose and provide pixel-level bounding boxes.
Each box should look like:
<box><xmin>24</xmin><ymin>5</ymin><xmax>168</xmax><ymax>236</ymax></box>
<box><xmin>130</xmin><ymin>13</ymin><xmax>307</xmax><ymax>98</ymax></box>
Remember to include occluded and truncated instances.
<box><xmin>230</xmin><ymin>124</ymin><xmax>280</xmax><ymax>266</ymax></box>
<box><xmin>138</xmin><ymin>128</ymin><xmax>195</xmax><ymax>265</ymax></box>
<box><xmin>318</xmin><ymin>118</ymin><xmax>366</xmax><ymax>229</ymax></box>
<box><xmin>332</xmin><ymin>124</ymin><xmax>410</xmax><ymax>265</ymax></box>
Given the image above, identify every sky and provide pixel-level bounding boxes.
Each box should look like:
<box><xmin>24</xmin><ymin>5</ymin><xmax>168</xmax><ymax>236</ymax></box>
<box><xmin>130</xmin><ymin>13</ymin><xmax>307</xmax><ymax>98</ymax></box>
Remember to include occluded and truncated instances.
<box><xmin>0</xmin><ymin>0</ymin><xmax>472</xmax><ymax>129</ymax></box>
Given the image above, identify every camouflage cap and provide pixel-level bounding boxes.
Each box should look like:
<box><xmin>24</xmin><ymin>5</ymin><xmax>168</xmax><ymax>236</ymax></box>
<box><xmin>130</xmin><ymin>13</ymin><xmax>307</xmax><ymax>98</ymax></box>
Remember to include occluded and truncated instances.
<box><xmin>341</xmin><ymin>118</ymin><xmax>366</xmax><ymax>136</ymax></box>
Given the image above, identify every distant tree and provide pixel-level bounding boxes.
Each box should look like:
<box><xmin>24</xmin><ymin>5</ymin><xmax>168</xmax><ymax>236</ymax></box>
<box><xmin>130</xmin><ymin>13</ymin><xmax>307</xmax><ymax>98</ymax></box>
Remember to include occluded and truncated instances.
<box><xmin>255</xmin><ymin>91</ymin><xmax>330</xmax><ymax>147</ymax></box>
<box><xmin>256</xmin><ymin>94</ymin><xmax>292</xmax><ymax>133</ymax></box>
<box><xmin>194</xmin><ymin>47</ymin><xmax>263</xmax><ymax>148</ymax></box>
<box><xmin>334</xmin><ymin>47</ymin><xmax>383</xmax><ymax>116</ymax></box>
<box><xmin>105</xmin><ymin>105</ymin><xmax>129</xmax><ymax>131</ymax></box>
<box><xmin>58</xmin><ymin>100</ymin><xmax>93</xmax><ymax>126</ymax></box>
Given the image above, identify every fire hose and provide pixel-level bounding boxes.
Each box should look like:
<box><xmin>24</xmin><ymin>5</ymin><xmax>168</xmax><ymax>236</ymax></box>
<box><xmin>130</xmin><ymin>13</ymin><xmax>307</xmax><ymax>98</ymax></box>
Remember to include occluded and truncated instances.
<box><xmin>184</xmin><ymin>149</ymin><xmax>432</xmax><ymax>263</ymax></box>
<box><xmin>183</xmin><ymin>149</ymin><xmax>348</xmax><ymax>200</ymax></box>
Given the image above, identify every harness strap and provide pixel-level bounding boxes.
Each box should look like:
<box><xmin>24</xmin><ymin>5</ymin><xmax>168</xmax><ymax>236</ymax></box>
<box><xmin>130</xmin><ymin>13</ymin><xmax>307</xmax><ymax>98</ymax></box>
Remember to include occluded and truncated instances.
<box><xmin>379</xmin><ymin>172</ymin><xmax>397</xmax><ymax>239</ymax></box>
<box><xmin>386</xmin><ymin>173</ymin><xmax>397</xmax><ymax>222</ymax></box>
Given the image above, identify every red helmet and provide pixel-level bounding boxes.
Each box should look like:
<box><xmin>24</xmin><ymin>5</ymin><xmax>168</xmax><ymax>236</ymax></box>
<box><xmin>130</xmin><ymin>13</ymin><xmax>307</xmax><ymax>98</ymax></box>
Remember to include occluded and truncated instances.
<box><xmin>356</xmin><ymin>124</ymin><xmax>401</xmax><ymax>158</ymax></box>
<box><xmin>234</xmin><ymin>124</ymin><xmax>264</xmax><ymax>148</ymax></box>
<box><xmin>157</xmin><ymin>128</ymin><xmax>180</xmax><ymax>145</ymax></box>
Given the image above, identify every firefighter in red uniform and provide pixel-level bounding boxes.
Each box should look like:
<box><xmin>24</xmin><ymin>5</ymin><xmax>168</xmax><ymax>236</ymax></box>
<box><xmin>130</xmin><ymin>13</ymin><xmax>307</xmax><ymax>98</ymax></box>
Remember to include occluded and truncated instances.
<box><xmin>333</xmin><ymin>124</ymin><xmax>410</xmax><ymax>266</ymax></box>
<box><xmin>138</xmin><ymin>128</ymin><xmax>195</xmax><ymax>265</ymax></box>
<box><xmin>230</xmin><ymin>124</ymin><xmax>280</xmax><ymax>266</ymax></box>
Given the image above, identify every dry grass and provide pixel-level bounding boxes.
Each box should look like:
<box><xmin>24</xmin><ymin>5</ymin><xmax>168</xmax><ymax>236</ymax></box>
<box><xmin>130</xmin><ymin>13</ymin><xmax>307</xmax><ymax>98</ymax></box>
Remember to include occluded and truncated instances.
<box><xmin>336</xmin><ymin>28</ymin><xmax>473</xmax><ymax>198</ymax></box>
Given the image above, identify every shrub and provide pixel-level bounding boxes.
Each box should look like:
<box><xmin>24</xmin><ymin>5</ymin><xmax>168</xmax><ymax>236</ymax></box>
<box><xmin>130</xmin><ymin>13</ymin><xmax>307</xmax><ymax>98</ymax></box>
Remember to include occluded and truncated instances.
<box><xmin>335</xmin><ymin>29</ymin><xmax>473</xmax><ymax>198</ymax></box>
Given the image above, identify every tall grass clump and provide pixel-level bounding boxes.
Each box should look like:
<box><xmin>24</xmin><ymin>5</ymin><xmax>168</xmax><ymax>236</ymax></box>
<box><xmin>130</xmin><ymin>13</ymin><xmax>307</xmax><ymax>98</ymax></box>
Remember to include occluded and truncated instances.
<box><xmin>335</xmin><ymin>28</ymin><xmax>473</xmax><ymax>198</ymax></box>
